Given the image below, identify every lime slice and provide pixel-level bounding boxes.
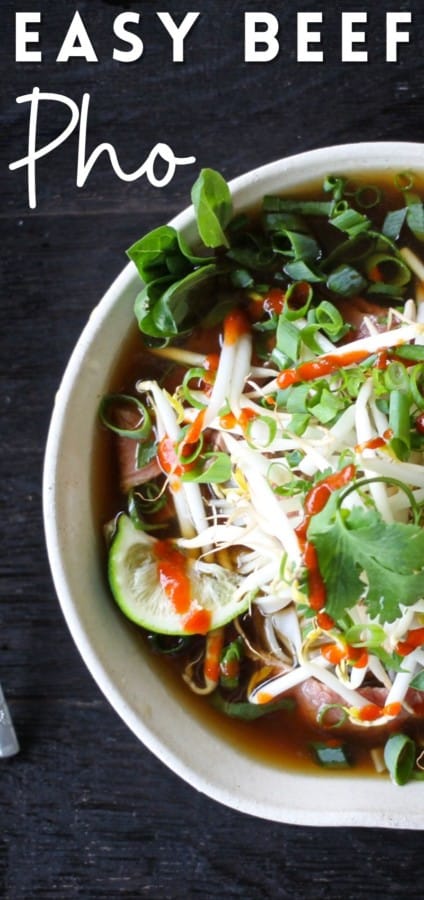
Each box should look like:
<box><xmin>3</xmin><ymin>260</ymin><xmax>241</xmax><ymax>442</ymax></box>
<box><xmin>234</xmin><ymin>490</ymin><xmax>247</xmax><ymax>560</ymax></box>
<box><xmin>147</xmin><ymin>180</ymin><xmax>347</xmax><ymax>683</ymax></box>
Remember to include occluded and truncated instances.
<box><xmin>108</xmin><ymin>515</ymin><xmax>249</xmax><ymax>635</ymax></box>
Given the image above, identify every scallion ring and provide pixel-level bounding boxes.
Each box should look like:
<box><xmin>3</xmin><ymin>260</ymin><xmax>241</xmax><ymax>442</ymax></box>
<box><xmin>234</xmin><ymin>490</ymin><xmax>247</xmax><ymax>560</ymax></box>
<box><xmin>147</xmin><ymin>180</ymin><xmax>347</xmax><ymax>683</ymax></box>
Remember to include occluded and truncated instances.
<box><xmin>384</xmin><ymin>733</ymin><xmax>416</xmax><ymax>785</ymax></box>
<box><xmin>317</xmin><ymin>704</ymin><xmax>349</xmax><ymax>729</ymax></box>
<box><xmin>365</xmin><ymin>252</ymin><xmax>411</xmax><ymax>287</ymax></box>
<box><xmin>245</xmin><ymin>414</ymin><xmax>277</xmax><ymax>449</ymax></box>
<box><xmin>354</xmin><ymin>185</ymin><xmax>382</xmax><ymax>209</ymax></box>
<box><xmin>394</xmin><ymin>171</ymin><xmax>415</xmax><ymax>192</ymax></box>
<box><xmin>282</xmin><ymin>281</ymin><xmax>313</xmax><ymax>319</ymax></box>
<box><xmin>131</xmin><ymin>482</ymin><xmax>167</xmax><ymax>513</ymax></box>
<box><xmin>99</xmin><ymin>394</ymin><xmax>152</xmax><ymax>440</ymax></box>
<box><xmin>176</xmin><ymin>431</ymin><xmax>204</xmax><ymax>464</ymax></box>
<box><xmin>344</xmin><ymin>624</ymin><xmax>386</xmax><ymax>649</ymax></box>
<box><xmin>388</xmin><ymin>389</ymin><xmax>412</xmax><ymax>461</ymax></box>
<box><xmin>181</xmin><ymin>367</ymin><xmax>209</xmax><ymax>410</ymax></box>
<box><xmin>384</xmin><ymin>362</ymin><xmax>410</xmax><ymax>393</ymax></box>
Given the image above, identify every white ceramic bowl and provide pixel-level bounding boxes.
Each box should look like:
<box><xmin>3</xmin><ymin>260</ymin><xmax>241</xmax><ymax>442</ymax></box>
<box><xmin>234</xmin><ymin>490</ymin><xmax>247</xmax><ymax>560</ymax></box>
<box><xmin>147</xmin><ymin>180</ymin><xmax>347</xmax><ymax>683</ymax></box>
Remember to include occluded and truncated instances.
<box><xmin>44</xmin><ymin>142</ymin><xmax>424</xmax><ymax>827</ymax></box>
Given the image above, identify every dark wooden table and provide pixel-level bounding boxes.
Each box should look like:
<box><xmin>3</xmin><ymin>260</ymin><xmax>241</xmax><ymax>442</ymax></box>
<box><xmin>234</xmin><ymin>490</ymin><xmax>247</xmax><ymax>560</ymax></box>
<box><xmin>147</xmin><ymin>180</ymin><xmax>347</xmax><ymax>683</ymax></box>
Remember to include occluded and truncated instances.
<box><xmin>2</xmin><ymin>1</ymin><xmax>424</xmax><ymax>896</ymax></box>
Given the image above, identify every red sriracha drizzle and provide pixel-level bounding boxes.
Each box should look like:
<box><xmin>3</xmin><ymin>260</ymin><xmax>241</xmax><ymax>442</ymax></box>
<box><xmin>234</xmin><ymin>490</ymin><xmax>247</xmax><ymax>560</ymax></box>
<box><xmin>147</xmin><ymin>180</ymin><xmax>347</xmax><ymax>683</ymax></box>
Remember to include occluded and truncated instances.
<box><xmin>223</xmin><ymin>309</ymin><xmax>250</xmax><ymax>345</ymax></box>
<box><xmin>157</xmin><ymin>433</ymin><xmax>199</xmax><ymax>477</ymax></box>
<box><xmin>396</xmin><ymin>626</ymin><xmax>424</xmax><ymax>657</ymax></box>
<box><xmin>277</xmin><ymin>349</ymin><xmax>369</xmax><ymax>389</ymax></box>
<box><xmin>154</xmin><ymin>541</ymin><xmax>192</xmax><ymax>614</ymax></box>
<box><xmin>154</xmin><ymin>540</ymin><xmax>211</xmax><ymax>634</ymax></box>
<box><xmin>262</xmin><ymin>287</ymin><xmax>285</xmax><ymax>316</ymax></box>
<box><xmin>184</xmin><ymin>409</ymin><xmax>206</xmax><ymax>446</ymax></box>
<box><xmin>157</xmin><ymin>436</ymin><xmax>184</xmax><ymax>476</ymax></box>
<box><xmin>295</xmin><ymin>465</ymin><xmax>356</xmax><ymax>612</ymax></box>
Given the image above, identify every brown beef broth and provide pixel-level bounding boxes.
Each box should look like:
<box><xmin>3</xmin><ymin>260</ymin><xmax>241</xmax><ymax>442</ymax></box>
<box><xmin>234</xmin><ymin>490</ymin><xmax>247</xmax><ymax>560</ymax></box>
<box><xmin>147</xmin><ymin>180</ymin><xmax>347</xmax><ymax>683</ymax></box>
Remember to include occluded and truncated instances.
<box><xmin>94</xmin><ymin>171</ymin><xmax>424</xmax><ymax>776</ymax></box>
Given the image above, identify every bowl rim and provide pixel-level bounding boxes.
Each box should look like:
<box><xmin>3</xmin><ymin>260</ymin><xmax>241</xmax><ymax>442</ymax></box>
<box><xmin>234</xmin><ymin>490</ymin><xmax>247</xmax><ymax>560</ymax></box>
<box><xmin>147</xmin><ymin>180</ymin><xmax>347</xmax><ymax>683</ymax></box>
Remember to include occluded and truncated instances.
<box><xmin>43</xmin><ymin>141</ymin><xmax>424</xmax><ymax>827</ymax></box>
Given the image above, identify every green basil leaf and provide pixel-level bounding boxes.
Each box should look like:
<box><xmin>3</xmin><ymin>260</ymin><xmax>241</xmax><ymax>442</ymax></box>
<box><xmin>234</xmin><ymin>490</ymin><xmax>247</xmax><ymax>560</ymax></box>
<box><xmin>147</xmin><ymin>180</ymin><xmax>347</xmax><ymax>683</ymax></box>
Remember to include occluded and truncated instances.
<box><xmin>227</xmin><ymin>232</ymin><xmax>275</xmax><ymax>269</ymax></box>
<box><xmin>191</xmin><ymin>168</ymin><xmax>233</xmax><ymax>248</ymax></box>
<box><xmin>127</xmin><ymin>226</ymin><xmax>190</xmax><ymax>283</ymax></box>
<box><xmin>134</xmin><ymin>279</ymin><xmax>175</xmax><ymax>340</ymax></box>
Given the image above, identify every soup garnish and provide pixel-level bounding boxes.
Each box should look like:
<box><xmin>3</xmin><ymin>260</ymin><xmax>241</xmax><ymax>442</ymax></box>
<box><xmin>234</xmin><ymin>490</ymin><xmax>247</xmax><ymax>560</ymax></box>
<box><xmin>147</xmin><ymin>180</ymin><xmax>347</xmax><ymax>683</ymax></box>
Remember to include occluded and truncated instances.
<box><xmin>101</xmin><ymin>169</ymin><xmax>424</xmax><ymax>783</ymax></box>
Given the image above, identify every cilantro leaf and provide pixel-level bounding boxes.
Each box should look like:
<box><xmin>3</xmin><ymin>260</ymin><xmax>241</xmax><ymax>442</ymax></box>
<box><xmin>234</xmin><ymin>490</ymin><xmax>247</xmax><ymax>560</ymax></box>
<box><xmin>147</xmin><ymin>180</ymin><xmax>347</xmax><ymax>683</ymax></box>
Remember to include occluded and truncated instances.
<box><xmin>308</xmin><ymin>493</ymin><xmax>424</xmax><ymax>623</ymax></box>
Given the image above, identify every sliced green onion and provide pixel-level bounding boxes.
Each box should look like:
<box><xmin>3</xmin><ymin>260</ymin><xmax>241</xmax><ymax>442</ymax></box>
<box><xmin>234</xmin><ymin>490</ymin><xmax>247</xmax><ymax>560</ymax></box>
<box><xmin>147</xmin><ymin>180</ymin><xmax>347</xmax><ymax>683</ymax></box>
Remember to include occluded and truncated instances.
<box><xmin>354</xmin><ymin>185</ymin><xmax>382</xmax><ymax>209</ymax></box>
<box><xmin>317</xmin><ymin>704</ymin><xmax>349</xmax><ymax>729</ymax></box>
<box><xmin>309</xmin><ymin>387</ymin><xmax>346</xmax><ymax>425</ymax></box>
<box><xmin>288</xmin><ymin>413</ymin><xmax>310</xmax><ymax>435</ymax></box>
<box><xmin>181</xmin><ymin>451</ymin><xmax>231</xmax><ymax>484</ymax></box>
<box><xmin>127</xmin><ymin>486</ymin><xmax>166</xmax><ymax>531</ymax></box>
<box><xmin>285</xmin><ymin>383</ymin><xmax>310</xmax><ymax>414</ymax></box>
<box><xmin>210</xmin><ymin>692</ymin><xmax>295</xmax><ymax>720</ymax></box>
<box><xmin>389</xmin><ymin>389</ymin><xmax>411</xmax><ymax>461</ymax></box>
<box><xmin>331</xmin><ymin>199</ymin><xmax>350</xmax><ymax>216</ymax></box>
<box><xmin>130</xmin><ymin>482</ymin><xmax>167</xmax><ymax>514</ymax></box>
<box><xmin>395</xmin><ymin>346</ymin><xmax>424</xmax><ymax>363</ymax></box>
<box><xmin>263</xmin><ymin>211</ymin><xmax>308</xmax><ymax>234</ymax></box>
<box><xmin>344</xmin><ymin>623</ymin><xmax>386</xmax><ymax>648</ymax></box>
<box><xmin>322</xmin><ymin>233</ymin><xmax>376</xmax><ymax>271</ymax></box>
<box><xmin>384</xmin><ymin>733</ymin><xmax>416</xmax><ymax>785</ymax></box>
<box><xmin>367</xmin><ymin>282</ymin><xmax>407</xmax><ymax>299</ymax></box>
<box><xmin>410</xmin><ymin>671</ymin><xmax>424</xmax><ymax>692</ymax></box>
<box><xmin>99</xmin><ymin>394</ymin><xmax>152</xmax><ymax>440</ymax></box>
<box><xmin>282</xmin><ymin>281</ymin><xmax>313</xmax><ymax>320</ymax></box>
<box><xmin>272</xmin><ymin>229</ymin><xmax>320</xmax><ymax>262</ymax></box>
<box><xmin>276</xmin><ymin>316</ymin><xmax>301</xmax><ymax>362</ymax></box>
<box><xmin>273</xmin><ymin>474</ymin><xmax>309</xmax><ymax>497</ymax></box>
<box><xmin>405</xmin><ymin>191</ymin><xmax>424</xmax><ymax>242</ymax></box>
<box><xmin>310</xmin><ymin>741</ymin><xmax>350</xmax><ymax>768</ymax></box>
<box><xmin>312</xmin><ymin>300</ymin><xmax>350</xmax><ymax>341</ymax></box>
<box><xmin>285</xmin><ymin>448</ymin><xmax>305</xmax><ymax>468</ymax></box>
<box><xmin>330</xmin><ymin>207</ymin><xmax>371</xmax><ymax>236</ymax></box>
<box><xmin>181</xmin><ymin>367</ymin><xmax>208</xmax><ymax>409</ymax></box>
<box><xmin>245</xmin><ymin>415</ymin><xmax>277</xmax><ymax>449</ymax></box>
<box><xmin>394</xmin><ymin>171</ymin><xmax>415</xmax><ymax>192</ymax></box>
<box><xmin>262</xmin><ymin>196</ymin><xmax>333</xmax><ymax>216</ymax></box>
<box><xmin>326</xmin><ymin>264</ymin><xmax>367</xmax><ymax>297</ymax></box>
<box><xmin>365</xmin><ymin>253</ymin><xmax>411</xmax><ymax>287</ymax></box>
<box><xmin>176</xmin><ymin>432</ymin><xmax>204</xmax><ymax>464</ymax></box>
<box><xmin>384</xmin><ymin>361</ymin><xmax>410</xmax><ymax>393</ymax></box>
<box><xmin>382</xmin><ymin>207</ymin><xmax>407</xmax><ymax>241</ymax></box>
<box><xmin>323</xmin><ymin>175</ymin><xmax>347</xmax><ymax>201</ymax></box>
<box><xmin>283</xmin><ymin>260</ymin><xmax>325</xmax><ymax>283</ymax></box>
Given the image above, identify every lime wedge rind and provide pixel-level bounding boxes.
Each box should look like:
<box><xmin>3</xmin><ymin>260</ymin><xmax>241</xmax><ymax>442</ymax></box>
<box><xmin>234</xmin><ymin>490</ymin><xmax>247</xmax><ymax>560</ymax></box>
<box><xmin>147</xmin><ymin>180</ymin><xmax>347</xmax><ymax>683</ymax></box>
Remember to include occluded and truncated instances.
<box><xmin>108</xmin><ymin>515</ymin><xmax>249</xmax><ymax>635</ymax></box>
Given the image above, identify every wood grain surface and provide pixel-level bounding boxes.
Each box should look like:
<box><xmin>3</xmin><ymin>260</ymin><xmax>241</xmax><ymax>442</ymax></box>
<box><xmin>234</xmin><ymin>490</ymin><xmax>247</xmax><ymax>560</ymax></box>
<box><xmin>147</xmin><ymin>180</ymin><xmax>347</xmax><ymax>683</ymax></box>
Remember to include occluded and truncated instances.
<box><xmin>2</xmin><ymin>1</ymin><xmax>424</xmax><ymax>896</ymax></box>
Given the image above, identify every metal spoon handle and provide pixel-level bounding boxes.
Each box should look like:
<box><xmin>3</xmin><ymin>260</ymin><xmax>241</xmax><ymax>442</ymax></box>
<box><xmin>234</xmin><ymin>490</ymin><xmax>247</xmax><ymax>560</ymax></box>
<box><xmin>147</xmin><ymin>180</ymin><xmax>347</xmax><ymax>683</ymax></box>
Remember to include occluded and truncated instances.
<box><xmin>0</xmin><ymin>683</ymin><xmax>19</xmax><ymax>758</ymax></box>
